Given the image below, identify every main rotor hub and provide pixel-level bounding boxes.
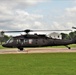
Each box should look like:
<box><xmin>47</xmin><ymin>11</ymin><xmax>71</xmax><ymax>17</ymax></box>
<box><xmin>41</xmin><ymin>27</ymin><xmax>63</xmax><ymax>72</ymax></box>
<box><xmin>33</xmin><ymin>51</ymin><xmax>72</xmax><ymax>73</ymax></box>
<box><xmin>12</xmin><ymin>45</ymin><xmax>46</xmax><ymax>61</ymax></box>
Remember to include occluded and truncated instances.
<box><xmin>24</xmin><ymin>29</ymin><xmax>33</xmax><ymax>34</ymax></box>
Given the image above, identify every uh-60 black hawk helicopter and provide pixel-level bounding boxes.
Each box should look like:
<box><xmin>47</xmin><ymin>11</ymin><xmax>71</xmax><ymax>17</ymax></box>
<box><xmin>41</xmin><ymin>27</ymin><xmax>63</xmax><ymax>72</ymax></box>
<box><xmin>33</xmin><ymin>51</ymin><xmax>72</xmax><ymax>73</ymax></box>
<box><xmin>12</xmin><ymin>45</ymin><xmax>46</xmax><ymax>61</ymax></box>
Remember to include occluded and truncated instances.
<box><xmin>1</xmin><ymin>27</ymin><xmax>76</xmax><ymax>51</ymax></box>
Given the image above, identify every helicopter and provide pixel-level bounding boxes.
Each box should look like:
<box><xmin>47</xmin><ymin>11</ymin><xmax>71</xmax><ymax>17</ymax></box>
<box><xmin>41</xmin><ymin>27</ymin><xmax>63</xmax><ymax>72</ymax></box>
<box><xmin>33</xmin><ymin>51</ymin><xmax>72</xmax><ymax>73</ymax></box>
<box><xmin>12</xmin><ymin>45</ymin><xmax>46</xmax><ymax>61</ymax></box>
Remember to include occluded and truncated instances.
<box><xmin>0</xmin><ymin>27</ymin><xmax>76</xmax><ymax>51</ymax></box>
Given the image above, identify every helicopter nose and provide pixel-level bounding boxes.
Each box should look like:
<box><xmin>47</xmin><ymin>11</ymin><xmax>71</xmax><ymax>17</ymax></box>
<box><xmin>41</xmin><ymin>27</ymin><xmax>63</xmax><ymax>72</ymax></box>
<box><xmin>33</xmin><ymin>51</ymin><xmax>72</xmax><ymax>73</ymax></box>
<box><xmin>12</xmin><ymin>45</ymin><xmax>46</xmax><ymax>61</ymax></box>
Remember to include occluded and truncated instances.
<box><xmin>2</xmin><ymin>44</ymin><xmax>13</xmax><ymax>48</ymax></box>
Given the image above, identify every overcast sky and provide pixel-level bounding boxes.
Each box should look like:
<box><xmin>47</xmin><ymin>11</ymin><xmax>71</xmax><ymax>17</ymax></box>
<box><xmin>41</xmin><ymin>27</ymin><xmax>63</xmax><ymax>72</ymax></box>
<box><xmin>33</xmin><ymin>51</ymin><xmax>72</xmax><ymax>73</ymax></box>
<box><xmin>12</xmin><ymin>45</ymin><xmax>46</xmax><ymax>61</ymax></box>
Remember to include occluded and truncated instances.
<box><xmin>0</xmin><ymin>0</ymin><xmax>76</xmax><ymax>35</ymax></box>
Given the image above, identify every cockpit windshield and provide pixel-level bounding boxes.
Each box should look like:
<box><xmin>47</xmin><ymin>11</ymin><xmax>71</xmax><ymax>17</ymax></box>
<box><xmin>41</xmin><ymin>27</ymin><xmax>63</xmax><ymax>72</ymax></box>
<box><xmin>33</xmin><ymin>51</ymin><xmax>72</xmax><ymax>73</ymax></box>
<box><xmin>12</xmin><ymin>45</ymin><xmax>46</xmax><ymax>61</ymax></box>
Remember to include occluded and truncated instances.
<box><xmin>6</xmin><ymin>38</ymin><xmax>14</xmax><ymax>43</ymax></box>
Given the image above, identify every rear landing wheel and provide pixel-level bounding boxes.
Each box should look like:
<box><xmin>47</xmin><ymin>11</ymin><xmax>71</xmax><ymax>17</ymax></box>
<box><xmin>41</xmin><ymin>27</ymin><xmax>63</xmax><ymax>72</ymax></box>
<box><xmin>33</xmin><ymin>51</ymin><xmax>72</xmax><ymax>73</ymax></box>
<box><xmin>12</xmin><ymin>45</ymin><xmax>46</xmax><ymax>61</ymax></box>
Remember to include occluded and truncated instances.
<box><xmin>65</xmin><ymin>45</ymin><xmax>71</xmax><ymax>49</ymax></box>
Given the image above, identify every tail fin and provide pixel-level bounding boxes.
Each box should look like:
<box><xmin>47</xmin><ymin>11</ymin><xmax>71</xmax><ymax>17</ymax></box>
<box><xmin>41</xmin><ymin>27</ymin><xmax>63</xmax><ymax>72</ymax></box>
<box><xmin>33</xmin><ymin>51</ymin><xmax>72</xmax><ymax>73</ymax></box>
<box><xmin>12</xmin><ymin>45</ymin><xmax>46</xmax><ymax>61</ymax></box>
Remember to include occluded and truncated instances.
<box><xmin>72</xmin><ymin>36</ymin><xmax>76</xmax><ymax>44</ymax></box>
<box><xmin>72</xmin><ymin>27</ymin><xmax>76</xmax><ymax>43</ymax></box>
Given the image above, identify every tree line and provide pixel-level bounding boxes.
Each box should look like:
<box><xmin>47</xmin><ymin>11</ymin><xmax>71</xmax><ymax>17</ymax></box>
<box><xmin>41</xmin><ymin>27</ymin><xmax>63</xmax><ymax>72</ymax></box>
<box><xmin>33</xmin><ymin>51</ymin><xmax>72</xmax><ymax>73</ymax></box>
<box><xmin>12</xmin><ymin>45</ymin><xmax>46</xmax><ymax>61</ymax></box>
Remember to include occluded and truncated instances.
<box><xmin>61</xmin><ymin>31</ymin><xmax>76</xmax><ymax>40</ymax></box>
<box><xmin>0</xmin><ymin>35</ymin><xmax>10</xmax><ymax>45</ymax></box>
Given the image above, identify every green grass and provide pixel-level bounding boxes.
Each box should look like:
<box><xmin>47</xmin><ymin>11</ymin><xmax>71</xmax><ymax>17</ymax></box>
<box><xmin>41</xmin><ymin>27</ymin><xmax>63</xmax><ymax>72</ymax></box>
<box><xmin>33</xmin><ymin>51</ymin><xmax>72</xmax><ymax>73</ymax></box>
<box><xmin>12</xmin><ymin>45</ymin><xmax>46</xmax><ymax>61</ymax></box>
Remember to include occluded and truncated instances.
<box><xmin>0</xmin><ymin>53</ymin><xmax>76</xmax><ymax>75</ymax></box>
<box><xmin>0</xmin><ymin>45</ymin><xmax>5</xmax><ymax>49</ymax></box>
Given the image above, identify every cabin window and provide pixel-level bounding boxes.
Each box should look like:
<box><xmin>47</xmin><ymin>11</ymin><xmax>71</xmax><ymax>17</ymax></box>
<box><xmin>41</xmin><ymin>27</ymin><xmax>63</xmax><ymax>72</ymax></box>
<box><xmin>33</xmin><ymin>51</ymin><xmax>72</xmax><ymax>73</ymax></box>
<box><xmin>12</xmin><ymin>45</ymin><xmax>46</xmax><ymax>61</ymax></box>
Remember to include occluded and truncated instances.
<box><xmin>35</xmin><ymin>39</ymin><xmax>38</xmax><ymax>44</ymax></box>
<box><xmin>18</xmin><ymin>39</ymin><xmax>24</xmax><ymax>43</ymax></box>
<box><xmin>16</xmin><ymin>39</ymin><xmax>19</xmax><ymax>44</ymax></box>
<box><xmin>29</xmin><ymin>39</ymin><xmax>33</xmax><ymax>44</ymax></box>
<box><xmin>24</xmin><ymin>39</ymin><xmax>28</xmax><ymax>43</ymax></box>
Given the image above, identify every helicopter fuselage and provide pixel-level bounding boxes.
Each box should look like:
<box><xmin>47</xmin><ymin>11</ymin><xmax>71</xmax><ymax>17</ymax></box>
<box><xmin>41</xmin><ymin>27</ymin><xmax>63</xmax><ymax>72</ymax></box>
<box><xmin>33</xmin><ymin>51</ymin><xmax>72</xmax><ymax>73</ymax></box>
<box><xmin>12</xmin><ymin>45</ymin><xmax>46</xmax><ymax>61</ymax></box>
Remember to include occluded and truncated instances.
<box><xmin>2</xmin><ymin>34</ymin><xmax>76</xmax><ymax>50</ymax></box>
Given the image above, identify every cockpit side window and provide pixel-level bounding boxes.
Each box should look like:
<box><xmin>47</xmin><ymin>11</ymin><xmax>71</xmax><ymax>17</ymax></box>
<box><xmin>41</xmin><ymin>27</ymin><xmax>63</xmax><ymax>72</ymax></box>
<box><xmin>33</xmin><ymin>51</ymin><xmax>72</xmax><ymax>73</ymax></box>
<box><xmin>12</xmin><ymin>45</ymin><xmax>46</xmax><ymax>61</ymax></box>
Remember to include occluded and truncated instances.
<box><xmin>6</xmin><ymin>38</ymin><xmax>14</xmax><ymax>43</ymax></box>
<box><xmin>9</xmin><ymin>39</ymin><xmax>13</xmax><ymax>43</ymax></box>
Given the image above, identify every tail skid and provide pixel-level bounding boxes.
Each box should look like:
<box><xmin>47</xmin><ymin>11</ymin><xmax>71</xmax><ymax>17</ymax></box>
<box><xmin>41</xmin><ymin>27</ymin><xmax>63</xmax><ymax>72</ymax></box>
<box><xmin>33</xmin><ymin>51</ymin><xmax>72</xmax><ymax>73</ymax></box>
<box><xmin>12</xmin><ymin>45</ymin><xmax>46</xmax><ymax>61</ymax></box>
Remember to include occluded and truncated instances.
<box><xmin>65</xmin><ymin>45</ymin><xmax>71</xmax><ymax>49</ymax></box>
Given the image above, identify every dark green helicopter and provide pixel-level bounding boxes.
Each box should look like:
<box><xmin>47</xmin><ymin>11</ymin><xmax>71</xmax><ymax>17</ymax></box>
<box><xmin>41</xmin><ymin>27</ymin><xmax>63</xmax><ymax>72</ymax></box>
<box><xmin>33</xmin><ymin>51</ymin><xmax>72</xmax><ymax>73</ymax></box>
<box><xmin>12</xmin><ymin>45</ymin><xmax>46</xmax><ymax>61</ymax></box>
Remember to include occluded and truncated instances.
<box><xmin>1</xmin><ymin>27</ymin><xmax>76</xmax><ymax>51</ymax></box>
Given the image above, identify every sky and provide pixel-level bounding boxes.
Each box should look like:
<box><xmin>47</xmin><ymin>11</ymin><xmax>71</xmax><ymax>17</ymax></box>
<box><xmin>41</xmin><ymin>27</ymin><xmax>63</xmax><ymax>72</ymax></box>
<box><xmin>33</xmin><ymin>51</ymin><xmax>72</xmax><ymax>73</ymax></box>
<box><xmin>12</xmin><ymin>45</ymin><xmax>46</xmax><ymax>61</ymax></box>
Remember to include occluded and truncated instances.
<box><xmin>0</xmin><ymin>0</ymin><xmax>76</xmax><ymax>35</ymax></box>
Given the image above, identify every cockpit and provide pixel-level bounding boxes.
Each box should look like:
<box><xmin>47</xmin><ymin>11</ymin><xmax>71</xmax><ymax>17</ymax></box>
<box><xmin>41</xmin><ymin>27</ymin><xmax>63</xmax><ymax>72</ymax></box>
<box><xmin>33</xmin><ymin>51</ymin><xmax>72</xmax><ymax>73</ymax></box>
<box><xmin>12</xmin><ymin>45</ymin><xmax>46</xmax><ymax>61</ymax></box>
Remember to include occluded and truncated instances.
<box><xmin>2</xmin><ymin>37</ymin><xmax>14</xmax><ymax>48</ymax></box>
<box><xmin>2</xmin><ymin>37</ymin><xmax>28</xmax><ymax>48</ymax></box>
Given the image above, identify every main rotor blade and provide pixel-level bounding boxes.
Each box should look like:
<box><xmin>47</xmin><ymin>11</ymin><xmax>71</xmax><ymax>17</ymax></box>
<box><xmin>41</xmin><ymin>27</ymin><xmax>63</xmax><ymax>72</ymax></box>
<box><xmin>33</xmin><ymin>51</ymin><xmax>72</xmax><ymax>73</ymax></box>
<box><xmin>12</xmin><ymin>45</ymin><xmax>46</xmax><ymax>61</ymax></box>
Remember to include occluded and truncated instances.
<box><xmin>3</xmin><ymin>31</ymin><xmax>23</xmax><ymax>33</ymax></box>
<box><xmin>72</xmin><ymin>27</ymin><xmax>76</xmax><ymax>29</ymax></box>
<box><xmin>33</xmin><ymin>30</ymin><xmax>72</xmax><ymax>31</ymax></box>
<box><xmin>0</xmin><ymin>29</ymin><xmax>72</xmax><ymax>34</ymax></box>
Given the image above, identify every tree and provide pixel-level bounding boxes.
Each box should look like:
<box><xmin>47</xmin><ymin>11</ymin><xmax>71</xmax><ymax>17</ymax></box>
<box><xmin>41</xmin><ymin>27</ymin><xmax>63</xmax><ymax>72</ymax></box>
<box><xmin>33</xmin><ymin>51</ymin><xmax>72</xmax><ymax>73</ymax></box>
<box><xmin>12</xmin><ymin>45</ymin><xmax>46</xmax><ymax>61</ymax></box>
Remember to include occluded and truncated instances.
<box><xmin>69</xmin><ymin>31</ymin><xmax>76</xmax><ymax>39</ymax></box>
<box><xmin>0</xmin><ymin>35</ymin><xmax>9</xmax><ymax>45</ymax></box>
<box><xmin>61</xmin><ymin>33</ymin><xmax>69</xmax><ymax>40</ymax></box>
<box><xmin>61</xmin><ymin>31</ymin><xmax>76</xmax><ymax>40</ymax></box>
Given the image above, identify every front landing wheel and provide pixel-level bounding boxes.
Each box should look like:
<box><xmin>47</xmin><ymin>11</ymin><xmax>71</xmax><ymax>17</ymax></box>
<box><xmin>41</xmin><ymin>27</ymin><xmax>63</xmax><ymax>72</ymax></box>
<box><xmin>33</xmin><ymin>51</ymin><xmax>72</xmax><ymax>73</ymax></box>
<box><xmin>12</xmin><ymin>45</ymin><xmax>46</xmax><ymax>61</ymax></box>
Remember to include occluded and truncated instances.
<box><xmin>18</xmin><ymin>47</ymin><xmax>24</xmax><ymax>51</ymax></box>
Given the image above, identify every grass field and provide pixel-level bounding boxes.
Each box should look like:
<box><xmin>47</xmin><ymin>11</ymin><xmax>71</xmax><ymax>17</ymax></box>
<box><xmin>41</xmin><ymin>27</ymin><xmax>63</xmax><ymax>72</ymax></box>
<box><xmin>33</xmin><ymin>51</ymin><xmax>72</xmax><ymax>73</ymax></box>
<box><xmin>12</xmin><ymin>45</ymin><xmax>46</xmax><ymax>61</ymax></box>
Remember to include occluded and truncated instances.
<box><xmin>0</xmin><ymin>53</ymin><xmax>76</xmax><ymax>75</ymax></box>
